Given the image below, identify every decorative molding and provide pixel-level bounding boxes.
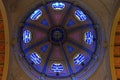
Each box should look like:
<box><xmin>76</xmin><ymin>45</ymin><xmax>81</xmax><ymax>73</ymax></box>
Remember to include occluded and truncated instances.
<box><xmin>0</xmin><ymin>0</ymin><xmax>10</xmax><ymax>80</ymax></box>
<box><xmin>110</xmin><ymin>7</ymin><xmax>120</xmax><ymax>80</ymax></box>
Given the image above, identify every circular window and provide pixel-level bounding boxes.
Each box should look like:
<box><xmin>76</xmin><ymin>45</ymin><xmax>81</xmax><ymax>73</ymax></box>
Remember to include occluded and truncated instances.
<box><xmin>20</xmin><ymin>1</ymin><xmax>98</xmax><ymax>79</ymax></box>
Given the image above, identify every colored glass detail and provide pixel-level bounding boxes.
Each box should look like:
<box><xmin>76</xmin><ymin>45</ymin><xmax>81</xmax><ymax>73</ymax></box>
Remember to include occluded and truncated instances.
<box><xmin>75</xmin><ymin>10</ymin><xmax>87</xmax><ymax>21</ymax></box>
<box><xmin>74</xmin><ymin>54</ymin><xmax>85</xmax><ymax>65</ymax></box>
<box><xmin>30</xmin><ymin>9</ymin><xmax>42</xmax><ymax>20</ymax></box>
<box><xmin>84</xmin><ymin>32</ymin><xmax>93</xmax><ymax>45</ymax></box>
<box><xmin>20</xmin><ymin>1</ymin><xmax>98</xmax><ymax>78</ymax></box>
<box><xmin>30</xmin><ymin>52</ymin><xmax>41</xmax><ymax>64</ymax></box>
<box><xmin>52</xmin><ymin>2</ymin><xmax>65</xmax><ymax>10</ymax></box>
<box><xmin>41</xmin><ymin>19</ymin><xmax>49</xmax><ymax>27</ymax></box>
<box><xmin>23</xmin><ymin>30</ymin><xmax>32</xmax><ymax>43</ymax></box>
<box><xmin>66</xmin><ymin>45</ymin><xmax>74</xmax><ymax>53</ymax></box>
<box><xmin>51</xmin><ymin>63</ymin><xmax>64</xmax><ymax>73</ymax></box>
<box><xmin>66</xmin><ymin>19</ymin><xmax>75</xmax><ymax>27</ymax></box>
<box><xmin>40</xmin><ymin>44</ymin><xmax>49</xmax><ymax>53</ymax></box>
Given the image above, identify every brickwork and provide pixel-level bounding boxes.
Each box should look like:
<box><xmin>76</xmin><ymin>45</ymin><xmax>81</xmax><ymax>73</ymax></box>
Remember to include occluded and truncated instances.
<box><xmin>114</xmin><ymin>18</ymin><xmax>120</xmax><ymax>80</ymax></box>
<box><xmin>0</xmin><ymin>11</ymin><xmax>5</xmax><ymax>80</ymax></box>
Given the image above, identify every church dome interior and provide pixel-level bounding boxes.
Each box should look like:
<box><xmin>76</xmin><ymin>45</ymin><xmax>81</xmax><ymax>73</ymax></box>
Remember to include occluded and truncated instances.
<box><xmin>18</xmin><ymin>1</ymin><xmax>103</xmax><ymax>80</ymax></box>
<box><xmin>20</xmin><ymin>1</ymin><xmax>97</xmax><ymax>79</ymax></box>
<box><xmin>0</xmin><ymin>0</ymin><xmax>120</xmax><ymax>80</ymax></box>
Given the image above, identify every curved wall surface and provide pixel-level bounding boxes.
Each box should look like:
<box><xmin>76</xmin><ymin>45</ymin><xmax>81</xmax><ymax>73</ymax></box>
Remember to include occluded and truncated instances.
<box><xmin>0</xmin><ymin>1</ymin><xmax>10</xmax><ymax>80</ymax></box>
<box><xmin>0</xmin><ymin>0</ymin><xmax>119</xmax><ymax>80</ymax></box>
<box><xmin>0</xmin><ymin>9</ymin><xmax>5</xmax><ymax>80</ymax></box>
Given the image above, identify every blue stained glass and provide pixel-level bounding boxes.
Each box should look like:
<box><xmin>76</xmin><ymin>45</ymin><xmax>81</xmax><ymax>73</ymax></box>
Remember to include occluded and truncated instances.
<box><xmin>51</xmin><ymin>63</ymin><xmax>64</xmax><ymax>73</ymax></box>
<box><xmin>66</xmin><ymin>45</ymin><xmax>74</xmax><ymax>53</ymax></box>
<box><xmin>84</xmin><ymin>32</ymin><xmax>93</xmax><ymax>45</ymax></box>
<box><xmin>40</xmin><ymin>44</ymin><xmax>49</xmax><ymax>53</ymax></box>
<box><xmin>30</xmin><ymin>52</ymin><xmax>41</xmax><ymax>64</ymax></box>
<box><xmin>52</xmin><ymin>2</ymin><xmax>65</xmax><ymax>10</ymax></box>
<box><xmin>23</xmin><ymin>30</ymin><xmax>32</xmax><ymax>43</ymax></box>
<box><xmin>41</xmin><ymin>19</ymin><xmax>49</xmax><ymax>27</ymax></box>
<box><xmin>74</xmin><ymin>10</ymin><xmax>87</xmax><ymax>21</ymax></box>
<box><xmin>74</xmin><ymin>54</ymin><xmax>85</xmax><ymax>65</ymax></box>
<box><xmin>66</xmin><ymin>19</ymin><xmax>75</xmax><ymax>27</ymax></box>
<box><xmin>30</xmin><ymin>9</ymin><xmax>42</xmax><ymax>20</ymax></box>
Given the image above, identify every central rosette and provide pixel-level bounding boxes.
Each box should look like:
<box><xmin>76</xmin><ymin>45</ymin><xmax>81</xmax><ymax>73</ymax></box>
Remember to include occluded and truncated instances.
<box><xmin>49</xmin><ymin>27</ymin><xmax>66</xmax><ymax>45</ymax></box>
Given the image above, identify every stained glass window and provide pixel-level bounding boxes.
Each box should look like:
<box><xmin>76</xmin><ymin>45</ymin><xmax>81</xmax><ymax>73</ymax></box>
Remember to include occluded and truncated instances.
<box><xmin>52</xmin><ymin>2</ymin><xmax>65</xmax><ymax>10</ymax></box>
<box><xmin>30</xmin><ymin>52</ymin><xmax>41</xmax><ymax>64</ymax></box>
<box><xmin>30</xmin><ymin>9</ymin><xmax>42</xmax><ymax>20</ymax></box>
<box><xmin>23</xmin><ymin>30</ymin><xmax>32</xmax><ymax>43</ymax></box>
<box><xmin>74</xmin><ymin>54</ymin><xmax>85</xmax><ymax>65</ymax></box>
<box><xmin>84</xmin><ymin>32</ymin><xmax>93</xmax><ymax>45</ymax></box>
<box><xmin>75</xmin><ymin>10</ymin><xmax>87</xmax><ymax>21</ymax></box>
<box><xmin>51</xmin><ymin>63</ymin><xmax>64</xmax><ymax>73</ymax></box>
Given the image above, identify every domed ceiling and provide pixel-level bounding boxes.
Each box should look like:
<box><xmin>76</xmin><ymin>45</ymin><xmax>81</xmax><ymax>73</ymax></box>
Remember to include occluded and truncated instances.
<box><xmin>20</xmin><ymin>1</ymin><xmax>98</xmax><ymax>79</ymax></box>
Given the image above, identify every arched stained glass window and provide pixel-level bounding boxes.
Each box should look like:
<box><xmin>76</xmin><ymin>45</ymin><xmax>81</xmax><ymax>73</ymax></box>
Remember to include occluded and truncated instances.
<box><xmin>74</xmin><ymin>10</ymin><xmax>87</xmax><ymax>21</ymax></box>
<box><xmin>30</xmin><ymin>52</ymin><xmax>41</xmax><ymax>64</ymax></box>
<box><xmin>30</xmin><ymin>9</ymin><xmax>42</xmax><ymax>20</ymax></box>
<box><xmin>74</xmin><ymin>54</ymin><xmax>85</xmax><ymax>65</ymax></box>
<box><xmin>52</xmin><ymin>2</ymin><xmax>65</xmax><ymax>10</ymax></box>
<box><xmin>51</xmin><ymin>63</ymin><xmax>64</xmax><ymax>73</ymax></box>
<box><xmin>23</xmin><ymin>30</ymin><xmax>32</xmax><ymax>43</ymax></box>
<box><xmin>84</xmin><ymin>32</ymin><xmax>93</xmax><ymax>45</ymax></box>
